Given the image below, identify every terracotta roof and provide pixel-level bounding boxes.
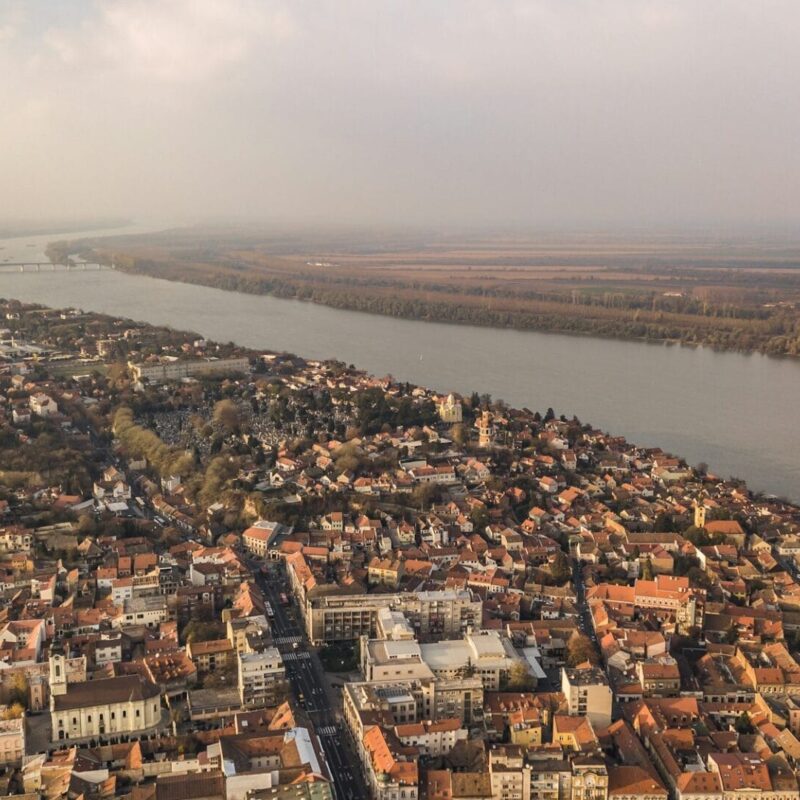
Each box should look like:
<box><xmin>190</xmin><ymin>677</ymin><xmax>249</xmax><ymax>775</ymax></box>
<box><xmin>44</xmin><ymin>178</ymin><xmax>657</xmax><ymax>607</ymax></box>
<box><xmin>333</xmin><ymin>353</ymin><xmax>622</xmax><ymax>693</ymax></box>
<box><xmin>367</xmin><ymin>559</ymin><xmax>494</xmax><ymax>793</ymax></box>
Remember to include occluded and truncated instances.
<box><xmin>156</xmin><ymin>772</ymin><xmax>224</xmax><ymax>800</ymax></box>
<box><xmin>608</xmin><ymin>766</ymin><xmax>667</xmax><ymax>797</ymax></box>
<box><xmin>189</xmin><ymin>638</ymin><xmax>232</xmax><ymax>657</ymax></box>
<box><xmin>675</xmin><ymin>772</ymin><xmax>722</xmax><ymax>794</ymax></box>
<box><xmin>710</xmin><ymin>753</ymin><xmax>771</xmax><ymax>792</ymax></box>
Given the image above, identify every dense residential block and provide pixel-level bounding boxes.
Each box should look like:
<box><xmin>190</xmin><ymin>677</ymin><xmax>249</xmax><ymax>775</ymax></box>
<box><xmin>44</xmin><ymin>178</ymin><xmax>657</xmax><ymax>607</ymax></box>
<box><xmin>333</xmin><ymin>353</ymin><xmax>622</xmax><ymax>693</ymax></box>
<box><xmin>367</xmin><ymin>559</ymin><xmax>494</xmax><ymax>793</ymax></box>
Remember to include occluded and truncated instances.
<box><xmin>0</xmin><ymin>301</ymin><xmax>798</xmax><ymax>799</ymax></box>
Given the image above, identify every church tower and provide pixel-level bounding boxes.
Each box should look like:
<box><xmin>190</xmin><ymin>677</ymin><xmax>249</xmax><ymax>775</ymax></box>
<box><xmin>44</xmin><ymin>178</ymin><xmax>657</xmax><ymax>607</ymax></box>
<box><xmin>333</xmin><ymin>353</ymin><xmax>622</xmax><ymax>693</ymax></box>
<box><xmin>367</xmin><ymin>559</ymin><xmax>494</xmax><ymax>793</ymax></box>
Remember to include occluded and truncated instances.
<box><xmin>49</xmin><ymin>652</ymin><xmax>67</xmax><ymax>697</ymax></box>
<box><xmin>694</xmin><ymin>502</ymin><xmax>706</xmax><ymax>529</ymax></box>
<box><xmin>478</xmin><ymin>409</ymin><xmax>494</xmax><ymax>448</ymax></box>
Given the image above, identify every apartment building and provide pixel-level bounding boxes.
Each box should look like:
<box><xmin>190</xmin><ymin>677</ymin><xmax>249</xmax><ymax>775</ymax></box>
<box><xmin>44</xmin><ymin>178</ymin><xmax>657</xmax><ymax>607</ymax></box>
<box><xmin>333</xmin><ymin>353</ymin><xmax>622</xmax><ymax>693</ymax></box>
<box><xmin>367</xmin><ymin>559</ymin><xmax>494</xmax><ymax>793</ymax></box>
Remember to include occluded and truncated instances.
<box><xmin>561</xmin><ymin>667</ymin><xmax>613</xmax><ymax>729</ymax></box>
<box><xmin>237</xmin><ymin>649</ymin><xmax>285</xmax><ymax>707</ymax></box>
<box><xmin>187</xmin><ymin>638</ymin><xmax>235</xmax><ymax>675</ymax></box>
<box><xmin>489</xmin><ymin>746</ymin><xmax>532</xmax><ymax>800</ymax></box>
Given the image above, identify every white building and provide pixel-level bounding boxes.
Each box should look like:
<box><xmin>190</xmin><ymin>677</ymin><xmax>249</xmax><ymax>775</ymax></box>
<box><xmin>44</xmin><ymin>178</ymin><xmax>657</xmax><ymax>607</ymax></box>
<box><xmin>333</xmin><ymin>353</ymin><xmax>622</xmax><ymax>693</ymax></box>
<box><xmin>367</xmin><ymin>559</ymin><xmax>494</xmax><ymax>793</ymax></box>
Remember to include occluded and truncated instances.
<box><xmin>129</xmin><ymin>356</ymin><xmax>250</xmax><ymax>384</ymax></box>
<box><xmin>238</xmin><ymin>648</ymin><xmax>286</xmax><ymax>707</ymax></box>
<box><xmin>394</xmin><ymin>718</ymin><xmax>466</xmax><ymax>757</ymax></box>
<box><xmin>49</xmin><ymin>654</ymin><xmax>162</xmax><ymax>743</ymax></box>
<box><xmin>419</xmin><ymin>630</ymin><xmax>522</xmax><ymax>690</ymax></box>
<box><xmin>561</xmin><ymin>666</ymin><xmax>613</xmax><ymax>729</ymax></box>
<box><xmin>111</xmin><ymin>596</ymin><xmax>168</xmax><ymax>630</ymax></box>
<box><xmin>29</xmin><ymin>393</ymin><xmax>58</xmax><ymax>417</ymax></box>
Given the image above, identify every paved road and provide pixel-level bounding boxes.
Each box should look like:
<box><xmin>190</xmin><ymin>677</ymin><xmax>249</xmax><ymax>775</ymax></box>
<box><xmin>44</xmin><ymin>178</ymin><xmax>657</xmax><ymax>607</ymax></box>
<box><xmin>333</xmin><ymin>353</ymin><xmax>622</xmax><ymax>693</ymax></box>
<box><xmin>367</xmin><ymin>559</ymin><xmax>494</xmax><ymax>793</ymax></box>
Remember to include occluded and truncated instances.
<box><xmin>573</xmin><ymin>561</ymin><xmax>595</xmax><ymax>640</ymax></box>
<box><xmin>573</xmin><ymin>559</ymin><xmax>624</xmax><ymax>720</ymax></box>
<box><xmin>254</xmin><ymin>565</ymin><xmax>368</xmax><ymax>800</ymax></box>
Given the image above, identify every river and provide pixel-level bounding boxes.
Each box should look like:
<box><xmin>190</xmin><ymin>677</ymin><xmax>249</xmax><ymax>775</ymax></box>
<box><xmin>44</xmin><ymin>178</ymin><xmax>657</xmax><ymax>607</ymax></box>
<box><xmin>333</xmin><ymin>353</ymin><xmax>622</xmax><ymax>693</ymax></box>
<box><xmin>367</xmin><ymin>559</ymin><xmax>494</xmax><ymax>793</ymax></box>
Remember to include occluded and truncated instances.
<box><xmin>0</xmin><ymin>226</ymin><xmax>798</xmax><ymax>501</ymax></box>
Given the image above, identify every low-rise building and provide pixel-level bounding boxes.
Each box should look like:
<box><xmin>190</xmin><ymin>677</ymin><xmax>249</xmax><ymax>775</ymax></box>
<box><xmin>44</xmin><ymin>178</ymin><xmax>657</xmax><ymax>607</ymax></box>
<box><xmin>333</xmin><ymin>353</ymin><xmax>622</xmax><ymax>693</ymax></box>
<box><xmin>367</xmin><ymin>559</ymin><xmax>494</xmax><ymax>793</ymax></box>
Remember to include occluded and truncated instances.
<box><xmin>129</xmin><ymin>356</ymin><xmax>250</xmax><ymax>383</ymax></box>
<box><xmin>0</xmin><ymin>716</ymin><xmax>25</xmax><ymax>765</ymax></box>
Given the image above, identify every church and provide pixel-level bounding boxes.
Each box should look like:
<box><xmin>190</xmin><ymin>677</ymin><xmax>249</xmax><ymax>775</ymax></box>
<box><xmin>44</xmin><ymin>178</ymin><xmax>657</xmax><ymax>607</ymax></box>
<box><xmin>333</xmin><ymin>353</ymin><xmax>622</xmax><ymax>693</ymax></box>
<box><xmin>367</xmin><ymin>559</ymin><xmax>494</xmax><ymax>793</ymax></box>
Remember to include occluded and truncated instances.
<box><xmin>49</xmin><ymin>653</ymin><xmax>163</xmax><ymax>744</ymax></box>
<box><xmin>437</xmin><ymin>394</ymin><xmax>463</xmax><ymax>423</ymax></box>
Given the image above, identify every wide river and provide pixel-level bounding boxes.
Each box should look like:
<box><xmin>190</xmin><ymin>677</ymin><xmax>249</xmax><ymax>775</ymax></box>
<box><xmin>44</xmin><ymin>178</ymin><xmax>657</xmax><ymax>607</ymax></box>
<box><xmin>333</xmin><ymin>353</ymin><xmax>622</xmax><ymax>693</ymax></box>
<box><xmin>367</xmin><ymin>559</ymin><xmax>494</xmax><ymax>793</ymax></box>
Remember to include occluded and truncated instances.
<box><xmin>1</xmin><ymin>226</ymin><xmax>798</xmax><ymax>501</ymax></box>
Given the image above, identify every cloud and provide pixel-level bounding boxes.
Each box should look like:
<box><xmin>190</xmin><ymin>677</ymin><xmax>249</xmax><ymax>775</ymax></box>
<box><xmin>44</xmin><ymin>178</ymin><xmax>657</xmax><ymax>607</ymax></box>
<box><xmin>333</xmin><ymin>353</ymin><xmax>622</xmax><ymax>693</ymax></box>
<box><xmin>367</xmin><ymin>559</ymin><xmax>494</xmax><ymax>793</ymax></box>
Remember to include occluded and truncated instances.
<box><xmin>1</xmin><ymin>1</ymin><xmax>799</xmax><ymax>228</ymax></box>
<box><xmin>44</xmin><ymin>0</ymin><xmax>295</xmax><ymax>82</ymax></box>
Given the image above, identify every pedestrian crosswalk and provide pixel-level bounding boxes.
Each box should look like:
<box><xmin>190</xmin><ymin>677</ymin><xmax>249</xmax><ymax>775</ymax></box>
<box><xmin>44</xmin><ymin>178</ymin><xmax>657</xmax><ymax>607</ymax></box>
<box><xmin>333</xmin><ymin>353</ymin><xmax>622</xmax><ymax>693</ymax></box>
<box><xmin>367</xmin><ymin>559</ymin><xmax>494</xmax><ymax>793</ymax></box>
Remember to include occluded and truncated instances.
<box><xmin>282</xmin><ymin>651</ymin><xmax>311</xmax><ymax>662</ymax></box>
<box><xmin>275</xmin><ymin>635</ymin><xmax>302</xmax><ymax>645</ymax></box>
<box><xmin>317</xmin><ymin>725</ymin><xmax>337</xmax><ymax>736</ymax></box>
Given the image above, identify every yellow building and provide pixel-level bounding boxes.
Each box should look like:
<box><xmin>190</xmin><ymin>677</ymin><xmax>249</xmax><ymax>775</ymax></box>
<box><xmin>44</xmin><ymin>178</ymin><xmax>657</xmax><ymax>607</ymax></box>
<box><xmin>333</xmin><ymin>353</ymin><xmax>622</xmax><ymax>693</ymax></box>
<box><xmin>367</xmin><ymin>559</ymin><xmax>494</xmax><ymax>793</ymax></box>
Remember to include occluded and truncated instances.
<box><xmin>572</xmin><ymin>758</ymin><xmax>609</xmax><ymax>800</ymax></box>
<box><xmin>437</xmin><ymin>394</ymin><xmax>463</xmax><ymax>424</ymax></box>
<box><xmin>477</xmin><ymin>409</ymin><xmax>494</xmax><ymax>448</ymax></box>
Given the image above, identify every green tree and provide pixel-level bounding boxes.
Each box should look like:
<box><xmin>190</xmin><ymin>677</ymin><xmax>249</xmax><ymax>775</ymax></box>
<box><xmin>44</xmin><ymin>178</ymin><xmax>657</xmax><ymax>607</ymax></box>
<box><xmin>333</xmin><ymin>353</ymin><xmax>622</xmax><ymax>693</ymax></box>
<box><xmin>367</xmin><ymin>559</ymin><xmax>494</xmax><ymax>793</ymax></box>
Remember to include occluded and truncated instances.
<box><xmin>735</xmin><ymin>712</ymin><xmax>754</xmax><ymax>735</ymax></box>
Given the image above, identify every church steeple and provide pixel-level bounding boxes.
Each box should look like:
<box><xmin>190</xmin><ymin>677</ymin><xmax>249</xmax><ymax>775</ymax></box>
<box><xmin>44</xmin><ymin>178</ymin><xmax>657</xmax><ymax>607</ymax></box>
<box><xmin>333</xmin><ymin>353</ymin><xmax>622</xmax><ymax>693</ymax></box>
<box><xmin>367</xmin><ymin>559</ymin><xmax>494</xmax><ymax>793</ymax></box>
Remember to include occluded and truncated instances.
<box><xmin>694</xmin><ymin>501</ymin><xmax>706</xmax><ymax>529</ymax></box>
<box><xmin>477</xmin><ymin>409</ymin><xmax>494</xmax><ymax>448</ymax></box>
<box><xmin>49</xmin><ymin>652</ymin><xmax>67</xmax><ymax>697</ymax></box>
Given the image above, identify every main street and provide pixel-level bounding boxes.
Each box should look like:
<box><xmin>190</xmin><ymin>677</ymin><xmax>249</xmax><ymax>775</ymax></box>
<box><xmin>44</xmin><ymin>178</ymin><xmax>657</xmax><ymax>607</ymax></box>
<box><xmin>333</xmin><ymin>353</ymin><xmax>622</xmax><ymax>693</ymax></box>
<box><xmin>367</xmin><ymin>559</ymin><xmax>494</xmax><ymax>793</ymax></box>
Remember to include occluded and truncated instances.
<box><xmin>253</xmin><ymin>564</ymin><xmax>367</xmax><ymax>800</ymax></box>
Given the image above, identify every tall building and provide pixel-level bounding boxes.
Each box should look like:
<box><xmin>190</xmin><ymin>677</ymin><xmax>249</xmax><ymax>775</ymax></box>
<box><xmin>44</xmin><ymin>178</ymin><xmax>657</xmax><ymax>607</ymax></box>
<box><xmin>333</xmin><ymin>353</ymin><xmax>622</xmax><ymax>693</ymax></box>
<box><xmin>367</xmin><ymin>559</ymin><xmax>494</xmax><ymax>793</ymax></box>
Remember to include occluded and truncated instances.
<box><xmin>693</xmin><ymin>502</ymin><xmax>706</xmax><ymax>529</ymax></box>
<box><xmin>477</xmin><ymin>409</ymin><xmax>494</xmax><ymax>448</ymax></box>
<box><xmin>561</xmin><ymin>666</ymin><xmax>613</xmax><ymax>729</ymax></box>
<box><xmin>237</xmin><ymin>648</ymin><xmax>286</xmax><ymax>707</ymax></box>
<box><xmin>302</xmin><ymin>589</ymin><xmax>481</xmax><ymax>645</ymax></box>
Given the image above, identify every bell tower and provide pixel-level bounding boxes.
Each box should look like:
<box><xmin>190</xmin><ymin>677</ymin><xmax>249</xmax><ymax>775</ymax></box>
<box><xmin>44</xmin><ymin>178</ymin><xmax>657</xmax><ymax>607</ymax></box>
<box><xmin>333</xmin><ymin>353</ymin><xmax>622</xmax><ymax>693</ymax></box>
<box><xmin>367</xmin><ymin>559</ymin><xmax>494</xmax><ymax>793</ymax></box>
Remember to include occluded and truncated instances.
<box><xmin>477</xmin><ymin>410</ymin><xmax>494</xmax><ymax>448</ymax></box>
<box><xmin>49</xmin><ymin>652</ymin><xmax>67</xmax><ymax>697</ymax></box>
<box><xmin>694</xmin><ymin>502</ymin><xmax>706</xmax><ymax>529</ymax></box>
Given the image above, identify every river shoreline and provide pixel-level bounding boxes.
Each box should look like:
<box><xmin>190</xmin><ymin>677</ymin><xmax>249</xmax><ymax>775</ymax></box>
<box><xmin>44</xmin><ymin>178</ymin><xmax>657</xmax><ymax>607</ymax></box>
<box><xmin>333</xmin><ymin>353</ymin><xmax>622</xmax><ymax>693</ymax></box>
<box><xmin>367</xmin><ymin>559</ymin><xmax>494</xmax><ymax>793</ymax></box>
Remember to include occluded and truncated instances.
<box><xmin>57</xmin><ymin>256</ymin><xmax>800</xmax><ymax>362</ymax></box>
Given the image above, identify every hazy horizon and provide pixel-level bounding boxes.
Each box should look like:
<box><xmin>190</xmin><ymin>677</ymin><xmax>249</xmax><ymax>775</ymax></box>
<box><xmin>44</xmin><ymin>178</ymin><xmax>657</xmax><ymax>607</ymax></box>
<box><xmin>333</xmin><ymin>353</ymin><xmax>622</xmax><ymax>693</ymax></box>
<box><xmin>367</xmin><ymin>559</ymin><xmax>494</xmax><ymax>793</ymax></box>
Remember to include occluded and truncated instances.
<box><xmin>2</xmin><ymin>1</ymin><xmax>799</xmax><ymax>232</ymax></box>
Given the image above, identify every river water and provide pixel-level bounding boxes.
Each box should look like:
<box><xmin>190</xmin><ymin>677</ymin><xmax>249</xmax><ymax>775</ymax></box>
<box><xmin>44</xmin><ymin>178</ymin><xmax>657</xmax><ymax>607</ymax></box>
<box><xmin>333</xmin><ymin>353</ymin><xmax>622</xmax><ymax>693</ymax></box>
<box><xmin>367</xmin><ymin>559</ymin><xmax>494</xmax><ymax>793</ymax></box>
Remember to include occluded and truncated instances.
<box><xmin>1</xmin><ymin>226</ymin><xmax>798</xmax><ymax>501</ymax></box>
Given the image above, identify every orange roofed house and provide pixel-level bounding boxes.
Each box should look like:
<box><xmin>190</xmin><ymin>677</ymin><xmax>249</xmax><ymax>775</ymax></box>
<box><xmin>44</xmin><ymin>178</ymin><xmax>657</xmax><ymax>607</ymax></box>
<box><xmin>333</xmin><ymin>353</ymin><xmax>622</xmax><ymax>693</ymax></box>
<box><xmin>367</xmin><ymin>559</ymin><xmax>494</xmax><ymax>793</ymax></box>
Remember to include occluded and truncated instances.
<box><xmin>362</xmin><ymin>725</ymin><xmax>418</xmax><ymax>800</ymax></box>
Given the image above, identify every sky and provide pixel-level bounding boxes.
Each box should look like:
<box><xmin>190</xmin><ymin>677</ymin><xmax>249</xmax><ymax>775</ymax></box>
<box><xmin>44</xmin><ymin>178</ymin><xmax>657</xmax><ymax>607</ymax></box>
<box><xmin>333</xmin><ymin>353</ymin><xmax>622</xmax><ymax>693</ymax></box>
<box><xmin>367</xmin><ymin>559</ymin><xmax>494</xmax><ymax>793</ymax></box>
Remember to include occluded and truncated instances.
<box><xmin>1</xmin><ymin>0</ymin><xmax>799</xmax><ymax>231</ymax></box>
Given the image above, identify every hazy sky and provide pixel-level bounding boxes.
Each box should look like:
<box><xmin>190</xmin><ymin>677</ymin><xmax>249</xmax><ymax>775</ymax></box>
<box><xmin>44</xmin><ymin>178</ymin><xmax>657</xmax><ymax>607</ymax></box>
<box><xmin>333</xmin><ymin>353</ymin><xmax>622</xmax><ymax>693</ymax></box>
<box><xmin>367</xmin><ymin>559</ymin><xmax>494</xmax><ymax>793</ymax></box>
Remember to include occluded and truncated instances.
<box><xmin>1</xmin><ymin>0</ymin><xmax>799</xmax><ymax>230</ymax></box>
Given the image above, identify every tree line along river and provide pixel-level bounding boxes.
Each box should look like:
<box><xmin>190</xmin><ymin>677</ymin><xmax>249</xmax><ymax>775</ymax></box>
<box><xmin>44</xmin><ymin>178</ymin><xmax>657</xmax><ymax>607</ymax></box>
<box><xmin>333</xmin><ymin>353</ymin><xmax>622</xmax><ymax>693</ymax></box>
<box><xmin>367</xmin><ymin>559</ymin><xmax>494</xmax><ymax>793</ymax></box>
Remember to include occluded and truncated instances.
<box><xmin>1</xmin><ymin>226</ymin><xmax>798</xmax><ymax>501</ymax></box>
